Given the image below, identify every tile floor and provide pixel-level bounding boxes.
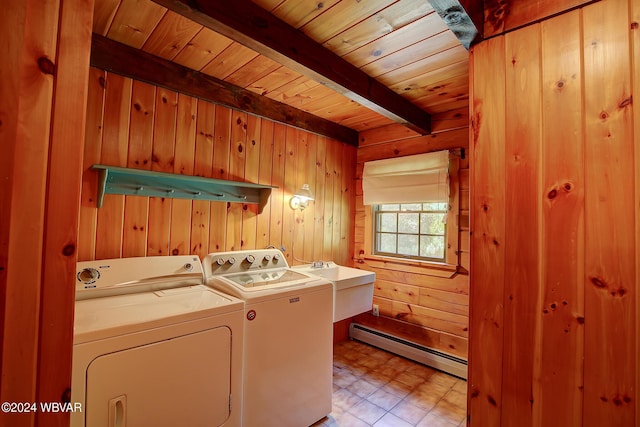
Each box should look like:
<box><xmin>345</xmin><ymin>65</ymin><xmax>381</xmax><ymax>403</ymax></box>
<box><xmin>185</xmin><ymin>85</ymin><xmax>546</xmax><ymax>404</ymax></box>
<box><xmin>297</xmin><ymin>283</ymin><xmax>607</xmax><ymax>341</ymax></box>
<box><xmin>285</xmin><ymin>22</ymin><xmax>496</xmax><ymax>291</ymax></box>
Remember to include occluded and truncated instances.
<box><xmin>312</xmin><ymin>340</ymin><xmax>468</xmax><ymax>427</ymax></box>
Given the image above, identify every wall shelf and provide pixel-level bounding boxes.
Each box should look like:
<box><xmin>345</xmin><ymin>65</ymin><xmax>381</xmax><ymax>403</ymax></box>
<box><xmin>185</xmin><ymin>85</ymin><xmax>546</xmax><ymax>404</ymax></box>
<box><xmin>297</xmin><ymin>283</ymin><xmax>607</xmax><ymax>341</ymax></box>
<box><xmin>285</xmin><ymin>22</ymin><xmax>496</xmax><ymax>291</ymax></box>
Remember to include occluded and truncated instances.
<box><xmin>92</xmin><ymin>165</ymin><xmax>275</xmax><ymax>212</ymax></box>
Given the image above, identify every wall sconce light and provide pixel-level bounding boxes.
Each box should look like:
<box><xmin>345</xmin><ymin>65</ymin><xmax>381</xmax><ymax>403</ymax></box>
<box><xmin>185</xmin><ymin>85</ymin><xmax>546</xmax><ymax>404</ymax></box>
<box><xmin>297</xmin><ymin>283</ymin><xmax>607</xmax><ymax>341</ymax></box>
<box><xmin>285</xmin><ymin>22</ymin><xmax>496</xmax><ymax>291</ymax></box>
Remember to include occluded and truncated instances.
<box><xmin>290</xmin><ymin>184</ymin><xmax>314</xmax><ymax>210</ymax></box>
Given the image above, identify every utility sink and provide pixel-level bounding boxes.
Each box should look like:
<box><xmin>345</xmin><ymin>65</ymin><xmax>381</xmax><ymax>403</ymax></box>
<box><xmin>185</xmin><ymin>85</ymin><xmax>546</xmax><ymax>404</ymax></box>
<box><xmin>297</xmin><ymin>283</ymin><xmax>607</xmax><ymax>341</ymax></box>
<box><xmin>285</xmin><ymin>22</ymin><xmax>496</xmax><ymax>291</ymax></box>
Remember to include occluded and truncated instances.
<box><xmin>293</xmin><ymin>262</ymin><xmax>375</xmax><ymax>322</ymax></box>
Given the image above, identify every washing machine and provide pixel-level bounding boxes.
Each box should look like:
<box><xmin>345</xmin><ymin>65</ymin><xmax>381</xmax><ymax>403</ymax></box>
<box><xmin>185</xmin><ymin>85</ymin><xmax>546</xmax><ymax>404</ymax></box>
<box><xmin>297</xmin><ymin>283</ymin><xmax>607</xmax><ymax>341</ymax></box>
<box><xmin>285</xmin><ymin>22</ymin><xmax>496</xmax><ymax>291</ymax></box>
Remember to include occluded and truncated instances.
<box><xmin>71</xmin><ymin>255</ymin><xmax>244</xmax><ymax>427</ymax></box>
<box><xmin>203</xmin><ymin>249</ymin><xmax>333</xmax><ymax>427</ymax></box>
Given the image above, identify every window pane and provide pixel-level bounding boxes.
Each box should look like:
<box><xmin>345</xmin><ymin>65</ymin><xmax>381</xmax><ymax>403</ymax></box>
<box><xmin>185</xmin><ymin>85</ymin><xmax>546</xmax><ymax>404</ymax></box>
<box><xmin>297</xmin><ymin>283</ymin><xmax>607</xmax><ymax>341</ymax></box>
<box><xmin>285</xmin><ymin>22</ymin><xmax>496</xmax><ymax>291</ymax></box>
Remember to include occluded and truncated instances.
<box><xmin>420</xmin><ymin>235</ymin><xmax>445</xmax><ymax>258</ymax></box>
<box><xmin>398</xmin><ymin>235</ymin><xmax>419</xmax><ymax>256</ymax></box>
<box><xmin>401</xmin><ymin>203</ymin><xmax>422</xmax><ymax>211</ymax></box>
<box><xmin>420</xmin><ymin>213</ymin><xmax>446</xmax><ymax>235</ymax></box>
<box><xmin>423</xmin><ymin>202</ymin><xmax>448</xmax><ymax>211</ymax></box>
<box><xmin>398</xmin><ymin>213</ymin><xmax>419</xmax><ymax>233</ymax></box>
<box><xmin>379</xmin><ymin>204</ymin><xmax>399</xmax><ymax>211</ymax></box>
<box><xmin>377</xmin><ymin>233</ymin><xmax>396</xmax><ymax>253</ymax></box>
<box><xmin>378</xmin><ymin>213</ymin><xmax>397</xmax><ymax>232</ymax></box>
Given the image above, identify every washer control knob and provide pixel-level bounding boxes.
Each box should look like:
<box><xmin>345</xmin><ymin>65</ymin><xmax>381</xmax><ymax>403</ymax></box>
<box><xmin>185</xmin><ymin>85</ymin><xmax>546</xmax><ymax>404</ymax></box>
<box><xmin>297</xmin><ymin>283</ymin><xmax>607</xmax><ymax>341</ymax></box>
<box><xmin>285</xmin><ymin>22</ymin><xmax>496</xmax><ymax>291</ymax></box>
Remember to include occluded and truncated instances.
<box><xmin>78</xmin><ymin>268</ymin><xmax>99</xmax><ymax>284</ymax></box>
<box><xmin>184</xmin><ymin>263</ymin><xmax>193</xmax><ymax>271</ymax></box>
<box><xmin>263</xmin><ymin>255</ymin><xmax>271</xmax><ymax>262</ymax></box>
<box><xmin>228</xmin><ymin>257</ymin><xmax>236</xmax><ymax>265</ymax></box>
<box><xmin>246</xmin><ymin>255</ymin><xmax>256</xmax><ymax>263</ymax></box>
<box><xmin>216</xmin><ymin>258</ymin><xmax>225</xmax><ymax>266</ymax></box>
<box><xmin>273</xmin><ymin>253</ymin><xmax>281</xmax><ymax>261</ymax></box>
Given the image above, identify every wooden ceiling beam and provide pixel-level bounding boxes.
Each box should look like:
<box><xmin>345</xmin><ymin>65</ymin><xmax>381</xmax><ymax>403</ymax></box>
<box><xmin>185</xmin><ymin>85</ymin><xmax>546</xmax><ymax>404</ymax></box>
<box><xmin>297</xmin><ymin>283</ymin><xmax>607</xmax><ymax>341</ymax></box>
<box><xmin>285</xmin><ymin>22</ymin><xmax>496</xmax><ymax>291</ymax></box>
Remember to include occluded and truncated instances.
<box><xmin>428</xmin><ymin>0</ymin><xmax>483</xmax><ymax>48</ymax></box>
<box><xmin>150</xmin><ymin>0</ymin><xmax>432</xmax><ymax>135</ymax></box>
<box><xmin>90</xmin><ymin>34</ymin><xmax>359</xmax><ymax>146</ymax></box>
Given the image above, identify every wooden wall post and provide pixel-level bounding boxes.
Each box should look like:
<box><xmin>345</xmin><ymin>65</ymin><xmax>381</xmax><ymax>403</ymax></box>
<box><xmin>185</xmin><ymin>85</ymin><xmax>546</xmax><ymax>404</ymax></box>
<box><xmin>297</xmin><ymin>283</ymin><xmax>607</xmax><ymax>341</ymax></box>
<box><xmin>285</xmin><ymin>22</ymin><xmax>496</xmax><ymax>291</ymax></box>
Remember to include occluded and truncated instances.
<box><xmin>1</xmin><ymin>0</ymin><xmax>93</xmax><ymax>426</ymax></box>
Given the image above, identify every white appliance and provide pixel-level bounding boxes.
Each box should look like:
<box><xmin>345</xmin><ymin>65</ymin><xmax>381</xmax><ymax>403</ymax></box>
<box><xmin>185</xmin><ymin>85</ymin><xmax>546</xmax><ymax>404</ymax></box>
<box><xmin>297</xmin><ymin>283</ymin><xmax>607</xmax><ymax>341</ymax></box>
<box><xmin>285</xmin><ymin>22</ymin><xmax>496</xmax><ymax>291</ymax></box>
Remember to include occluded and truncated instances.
<box><xmin>71</xmin><ymin>255</ymin><xmax>244</xmax><ymax>427</ymax></box>
<box><xmin>203</xmin><ymin>249</ymin><xmax>333</xmax><ymax>427</ymax></box>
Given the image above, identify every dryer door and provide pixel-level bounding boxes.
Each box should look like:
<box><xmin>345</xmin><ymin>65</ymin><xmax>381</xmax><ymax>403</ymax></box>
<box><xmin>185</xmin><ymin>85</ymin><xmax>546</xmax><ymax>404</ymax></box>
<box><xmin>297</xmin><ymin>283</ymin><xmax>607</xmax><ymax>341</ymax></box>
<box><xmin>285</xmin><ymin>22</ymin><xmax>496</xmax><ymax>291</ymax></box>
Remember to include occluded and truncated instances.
<box><xmin>85</xmin><ymin>327</ymin><xmax>231</xmax><ymax>427</ymax></box>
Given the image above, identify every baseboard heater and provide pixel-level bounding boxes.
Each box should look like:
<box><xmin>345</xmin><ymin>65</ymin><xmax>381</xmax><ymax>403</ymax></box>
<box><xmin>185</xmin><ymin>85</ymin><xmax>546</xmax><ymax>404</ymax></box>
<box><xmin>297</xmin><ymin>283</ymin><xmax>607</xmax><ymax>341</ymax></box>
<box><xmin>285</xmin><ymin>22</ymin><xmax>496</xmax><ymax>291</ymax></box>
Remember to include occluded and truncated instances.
<box><xmin>349</xmin><ymin>323</ymin><xmax>468</xmax><ymax>380</ymax></box>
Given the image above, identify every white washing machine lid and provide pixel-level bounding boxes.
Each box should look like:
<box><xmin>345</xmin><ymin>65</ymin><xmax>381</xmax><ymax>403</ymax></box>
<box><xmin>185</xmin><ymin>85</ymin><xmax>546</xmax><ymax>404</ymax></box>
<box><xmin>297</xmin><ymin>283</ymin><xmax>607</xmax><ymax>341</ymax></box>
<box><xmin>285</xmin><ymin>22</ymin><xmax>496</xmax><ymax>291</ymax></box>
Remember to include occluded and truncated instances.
<box><xmin>74</xmin><ymin>284</ymin><xmax>243</xmax><ymax>344</ymax></box>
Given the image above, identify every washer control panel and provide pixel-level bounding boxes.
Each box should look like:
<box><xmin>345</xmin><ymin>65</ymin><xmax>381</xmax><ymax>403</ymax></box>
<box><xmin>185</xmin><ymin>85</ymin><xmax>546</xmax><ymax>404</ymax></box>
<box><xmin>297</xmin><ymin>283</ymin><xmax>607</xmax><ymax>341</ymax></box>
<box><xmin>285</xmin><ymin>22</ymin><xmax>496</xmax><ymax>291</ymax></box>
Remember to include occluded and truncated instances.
<box><xmin>204</xmin><ymin>249</ymin><xmax>288</xmax><ymax>275</ymax></box>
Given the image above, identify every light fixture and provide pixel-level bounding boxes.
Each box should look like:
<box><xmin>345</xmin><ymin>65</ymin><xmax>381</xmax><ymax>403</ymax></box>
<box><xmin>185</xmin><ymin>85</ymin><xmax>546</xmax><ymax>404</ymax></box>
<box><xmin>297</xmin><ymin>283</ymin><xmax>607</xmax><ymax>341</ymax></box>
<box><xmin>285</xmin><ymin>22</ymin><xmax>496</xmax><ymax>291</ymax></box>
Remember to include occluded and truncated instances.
<box><xmin>290</xmin><ymin>184</ymin><xmax>314</xmax><ymax>210</ymax></box>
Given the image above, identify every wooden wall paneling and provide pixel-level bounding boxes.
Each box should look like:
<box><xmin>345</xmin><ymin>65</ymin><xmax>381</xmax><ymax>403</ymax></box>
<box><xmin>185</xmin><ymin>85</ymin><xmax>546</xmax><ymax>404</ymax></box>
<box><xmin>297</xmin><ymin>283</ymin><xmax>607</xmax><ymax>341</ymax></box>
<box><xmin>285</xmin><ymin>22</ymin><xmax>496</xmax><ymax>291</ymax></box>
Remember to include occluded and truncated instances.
<box><xmin>281</xmin><ymin>126</ymin><xmax>298</xmax><ymax>264</ymax></box>
<box><xmin>0</xmin><ymin>0</ymin><xmax>58</xmax><ymax>422</ymax></box>
<box><xmin>36</xmin><ymin>0</ymin><xmax>94</xmax><ymax>422</ymax></box>
<box><xmin>78</xmin><ymin>68</ymin><xmax>106</xmax><ymax>261</ymax></box>
<box><xmin>242</xmin><ymin>114</ymin><xmax>261</xmax><ymax>250</ymax></box>
<box><xmin>447</xmin><ymin>157</ymin><xmax>460</xmax><ymax>265</ymax></box>
<box><xmin>95</xmin><ymin>74</ymin><xmax>132</xmax><ymax>259</ymax></box>
<box><xmin>191</xmin><ymin>101</ymin><xmax>214</xmax><ymax>258</ymax></box>
<box><xmin>502</xmin><ymin>24</ymin><xmax>542</xmax><ymax>426</ymax></box>
<box><xmin>373</xmin><ymin>296</ymin><xmax>468</xmax><ymax>338</ymax></box>
<box><xmin>269</xmin><ymin>123</ymin><xmax>286</xmax><ymax>249</ymax></box>
<box><xmin>375</xmin><ymin>279</ymin><xmax>422</xmax><ymax>305</ymax></box>
<box><xmin>369</xmin><ymin>265</ymin><xmax>470</xmax><ymax>294</ymax></box>
<box><xmin>201</xmin><ymin>42</ymin><xmax>259</xmax><ymax>80</ymax></box>
<box><xmin>169</xmin><ymin>93</ymin><xmax>196</xmax><ymax>255</ymax></box>
<box><xmin>300</xmin><ymin>132</ymin><xmax>319</xmax><ymax>261</ymax></box>
<box><xmin>538</xmin><ymin>10</ymin><xmax>584</xmax><ymax>426</ymax></box>
<box><xmin>353</xmin><ymin>312</ymin><xmax>469</xmax><ymax>358</ymax></box>
<box><xmin>208</xmin><ymin>105</ymin><xmax>231</xmax><ymax>254</ymax></box>
<box><xmin>122</xmin><ymin>81</ymin><xmax>155</xmax><ymax>258</ymax></box>
<box><xmin>340</xmin><ymin>145</ymin><xmax>356</xmax><ymax>266</ymax></box>
<box><xmin>632</xmin><ymin>0</ymin><xmax>640</xmax><ymax>418</ymax></box>
<box><xmin>357</xmin><ymin>128</ymin><xmax>469</xmax><ymax>163</ymax></box>
<box><xmin>331</xmin><ymin>140</ymin><xmax>343</xmax><ymax>262</ymax></box>
<box><xmin>583</xmin><ymin>1</ymin><xmax>636</xmax><ymax>425</ymax></box>
<box><xmin>483</xmin><ymin>0</ymin><xmax>594</xmax><ymax>38</ymax></box>
<box><xmin>468</xmin><ymin>35</ymin><xmax>506</xmax><ymax>427</ymax></box>
<box><xmin>226</xmin><ymin>109</ymin><xmax>247</xmax><ymax>251</ymax></box>
<box><xmin>147</xmin><ymin>88</ymin><xmax>177</xmax><ymax>256</ymax></box>
<box><xmin>313</xmin><ymin>136</ymin><xmax>328</xmax><ymax>261</ymax></box>
<box><xmin>418</xmin><ymin>287</ymin><xmax>469</xmax><ymax>316</ymax></box>
<box><xmin>256</xmin><ymin>119</ymin><xmax>274</xmax><ymax>249</ymax></box>
<box><xmin>322</xmin><ymin>137</ymin><xmax>335</xmax><ymax>262</ymax></box>
<box><xmin>291</xmin><ymin>130</ymin><xmax>307</xmax><ymax>263</ymax></box>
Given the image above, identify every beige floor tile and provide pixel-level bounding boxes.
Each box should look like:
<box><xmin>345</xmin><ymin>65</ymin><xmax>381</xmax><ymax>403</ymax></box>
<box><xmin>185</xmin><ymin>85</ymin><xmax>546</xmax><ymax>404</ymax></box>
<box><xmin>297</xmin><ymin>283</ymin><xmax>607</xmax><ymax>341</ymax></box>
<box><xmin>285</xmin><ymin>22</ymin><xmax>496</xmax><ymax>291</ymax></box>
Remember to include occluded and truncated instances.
<box><xmin>334</xmin><ymin>411</ymin><xmax>372</xmax><ymax>427</ymax></box>
<box><xmin>381</xmin><ymin>379</ymin><xmax>414</xmax><ymax>399</ymax></box>
<box><xmin>416</xmin><ymin>412</ymin><xmax>459</xmax><ymax>427</ymax></box>
<box><xmin>429</xmin><ymin>371</ymin><xmax>459</xmax><ymax>388</ymax></box>
<box><xmin>395</xmin><ymin>371</ymin><xmax>427</xmax><ymax>388</ymax></box>
<box><xmin>452</xmin><ymin>379</ymin><xmax>468</xmax><ymax>394</ymax></box>
<box><xmin>403</xmin><ymin>388</ymin><xmax>441</xmax><ymax>411</ymax></box>
<box><xmin>366</xmin><ymin>388</ymin><xmax>402</xmax><ymax>411</ymax></box>
<box><xmin>429</xmin><ymin>399</ymin><xmax>467</xmax><ymax>425</ymax></box>
<box><xmin>333</xmin><ymin>388</ymin><xmax>363</xmax><ymax>412</ymax></box>
<box><xmin>334</xmin><ymin>369</ymin><xmax>360</xmax><ymax>388</ymax></box>
<box><xmin>390</xmin><ymin>399</ymin><xmax>430</xmax><ymax>425</ymax></box>
<box><xmin>332</xmin><ymin>341</ymin><xmax>466</xmax><ymax>427</ymax></box>
<box><xmin>346</xmin><ymin>378</ymin><xmax>379</xmax><ymax>398</ymax></box>
<box><xmin>349</xmin><ymin>399</ymin><xmax>387</xmax><ymax>425</ymax></box>
<box><xmin>443</xmin><ymin>390</ymin><xmax>467</xmax><ymax>409</ymax></box>
<box><xmin>373</xmin><ymin>412</ymin><xmax>414</xmax><ymax>427</ymax></box>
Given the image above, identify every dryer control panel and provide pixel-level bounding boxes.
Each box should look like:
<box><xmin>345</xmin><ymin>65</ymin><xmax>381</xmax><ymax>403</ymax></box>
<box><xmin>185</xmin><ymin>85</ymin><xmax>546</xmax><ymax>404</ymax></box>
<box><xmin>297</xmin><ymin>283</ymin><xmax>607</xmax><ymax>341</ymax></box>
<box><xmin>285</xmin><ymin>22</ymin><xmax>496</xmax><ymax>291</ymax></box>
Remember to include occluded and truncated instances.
<box><xmin>75</xmin><ymin>255</ymin><xmax>203</xmax><ymax>300</ymax></box>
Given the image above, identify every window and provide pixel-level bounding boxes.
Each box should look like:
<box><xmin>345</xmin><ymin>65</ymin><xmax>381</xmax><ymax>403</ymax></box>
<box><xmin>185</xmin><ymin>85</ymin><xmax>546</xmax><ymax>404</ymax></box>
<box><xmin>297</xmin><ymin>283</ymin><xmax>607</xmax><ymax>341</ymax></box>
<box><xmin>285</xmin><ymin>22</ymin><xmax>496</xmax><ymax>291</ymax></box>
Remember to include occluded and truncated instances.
<box><xmin>374</xmin><ymin>202</ymin><xmax>448</xmax><ymax>262</ymax></box>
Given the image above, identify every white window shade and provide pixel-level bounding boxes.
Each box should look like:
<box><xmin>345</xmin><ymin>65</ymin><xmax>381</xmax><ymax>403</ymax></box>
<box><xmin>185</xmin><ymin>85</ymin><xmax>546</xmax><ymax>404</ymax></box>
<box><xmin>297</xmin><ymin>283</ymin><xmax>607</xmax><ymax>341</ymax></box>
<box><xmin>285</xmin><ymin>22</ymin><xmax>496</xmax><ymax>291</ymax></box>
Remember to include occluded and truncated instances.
<box><xmin>362</xmin><ymin>151</ymin><xmax>449</xmax><ymax>205</ymax></box>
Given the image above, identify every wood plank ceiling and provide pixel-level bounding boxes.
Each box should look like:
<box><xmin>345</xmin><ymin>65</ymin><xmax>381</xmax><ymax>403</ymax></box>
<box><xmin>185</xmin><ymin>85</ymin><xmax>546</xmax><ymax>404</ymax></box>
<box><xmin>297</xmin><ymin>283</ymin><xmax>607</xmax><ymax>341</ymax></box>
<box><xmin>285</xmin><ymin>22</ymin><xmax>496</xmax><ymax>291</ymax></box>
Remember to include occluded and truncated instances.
<box><xmin>92</xmin><ymin>0</ymin><xmax>469</xmax><ymax>143</ymax></box>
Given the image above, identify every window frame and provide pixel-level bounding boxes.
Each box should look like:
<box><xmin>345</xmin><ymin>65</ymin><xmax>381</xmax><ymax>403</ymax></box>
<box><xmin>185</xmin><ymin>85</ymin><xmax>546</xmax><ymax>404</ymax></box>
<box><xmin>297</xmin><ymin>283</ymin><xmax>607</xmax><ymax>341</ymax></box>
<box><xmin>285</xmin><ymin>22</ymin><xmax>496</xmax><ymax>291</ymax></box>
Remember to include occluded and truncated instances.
<box><xmin>362</xmin><ymin>156</ymin><xmax>460</xmax><ymax>268</ymax></box>
<box><xmin>372</xmin><ymin>203</ymin><xmax>449</xmax><ymax>262</ymax></box>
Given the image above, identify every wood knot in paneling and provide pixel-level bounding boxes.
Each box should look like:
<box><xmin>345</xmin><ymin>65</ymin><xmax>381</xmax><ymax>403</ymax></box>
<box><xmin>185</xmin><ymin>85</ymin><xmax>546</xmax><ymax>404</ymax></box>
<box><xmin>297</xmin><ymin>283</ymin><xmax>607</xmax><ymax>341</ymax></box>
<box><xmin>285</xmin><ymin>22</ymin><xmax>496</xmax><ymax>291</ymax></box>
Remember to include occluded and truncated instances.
<box><xmin>38</xmin><ymin>56</ymin><xmax>55</xmax><ymax>75</ymax></box>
